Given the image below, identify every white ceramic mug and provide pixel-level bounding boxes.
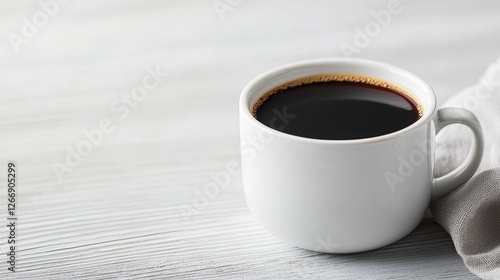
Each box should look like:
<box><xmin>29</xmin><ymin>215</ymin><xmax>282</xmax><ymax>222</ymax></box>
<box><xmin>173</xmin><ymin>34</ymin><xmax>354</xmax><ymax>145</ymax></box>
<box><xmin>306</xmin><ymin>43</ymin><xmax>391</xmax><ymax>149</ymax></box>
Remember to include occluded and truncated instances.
<box><xmin>239</xmin><ymin>58</ymin><xmax>484</xmax><ymax>253</ymax></box>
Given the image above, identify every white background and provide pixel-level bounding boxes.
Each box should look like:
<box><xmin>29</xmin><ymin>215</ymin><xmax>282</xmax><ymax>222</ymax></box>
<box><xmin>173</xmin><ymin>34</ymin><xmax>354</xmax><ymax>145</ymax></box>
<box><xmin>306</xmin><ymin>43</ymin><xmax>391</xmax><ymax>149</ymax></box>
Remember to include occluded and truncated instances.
<box><xmin>0</xmin><ymin>0</ymin><xmax>499</xmax><ymax>279</ymax></box>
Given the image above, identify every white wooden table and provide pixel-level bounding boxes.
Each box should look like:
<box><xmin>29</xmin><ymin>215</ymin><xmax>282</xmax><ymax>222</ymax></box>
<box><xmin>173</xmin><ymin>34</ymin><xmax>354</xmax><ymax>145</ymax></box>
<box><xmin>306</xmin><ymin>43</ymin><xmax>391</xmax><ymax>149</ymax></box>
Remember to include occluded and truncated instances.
<box><xmin>1</xmin><ymin>0</ymin><xmax>499</xmax><ymax>279</ymax></box>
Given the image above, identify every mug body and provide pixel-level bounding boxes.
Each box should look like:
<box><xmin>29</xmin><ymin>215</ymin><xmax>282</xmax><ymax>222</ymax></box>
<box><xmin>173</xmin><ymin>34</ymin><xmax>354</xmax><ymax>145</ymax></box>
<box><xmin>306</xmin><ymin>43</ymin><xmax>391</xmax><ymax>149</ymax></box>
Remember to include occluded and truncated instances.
<box><xmin>240</xmin><ymin>58</ymin><xmax>437</xmax><ymax>253</ymax></box>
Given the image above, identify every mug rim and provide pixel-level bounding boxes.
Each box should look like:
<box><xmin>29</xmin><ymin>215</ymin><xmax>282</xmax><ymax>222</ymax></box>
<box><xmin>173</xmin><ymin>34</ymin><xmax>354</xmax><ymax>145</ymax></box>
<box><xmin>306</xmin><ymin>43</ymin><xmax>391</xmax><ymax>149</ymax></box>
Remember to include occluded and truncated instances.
<box><xmin>240</xmin><ymin>58</ymin><xmax>437</xmax><ymax>146</ymax></box>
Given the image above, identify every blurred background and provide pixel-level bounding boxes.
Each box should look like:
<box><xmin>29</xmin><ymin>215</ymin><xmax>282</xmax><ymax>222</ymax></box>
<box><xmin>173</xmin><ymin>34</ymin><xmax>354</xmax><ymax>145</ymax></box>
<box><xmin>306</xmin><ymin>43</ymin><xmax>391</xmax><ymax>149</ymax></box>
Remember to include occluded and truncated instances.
<box><xmin>0</xmin><ymin>0</ymin><xmax>499</xmax><ymax>279</ymax></box>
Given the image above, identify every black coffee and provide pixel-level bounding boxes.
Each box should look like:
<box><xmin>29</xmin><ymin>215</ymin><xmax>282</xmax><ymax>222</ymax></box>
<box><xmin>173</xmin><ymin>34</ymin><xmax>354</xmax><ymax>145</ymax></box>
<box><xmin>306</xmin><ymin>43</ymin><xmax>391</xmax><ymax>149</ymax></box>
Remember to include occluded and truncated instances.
<box><xmin>253</xmin><ymin>74</ymin><xmax>422</xmax><ymax>140</ymax></box>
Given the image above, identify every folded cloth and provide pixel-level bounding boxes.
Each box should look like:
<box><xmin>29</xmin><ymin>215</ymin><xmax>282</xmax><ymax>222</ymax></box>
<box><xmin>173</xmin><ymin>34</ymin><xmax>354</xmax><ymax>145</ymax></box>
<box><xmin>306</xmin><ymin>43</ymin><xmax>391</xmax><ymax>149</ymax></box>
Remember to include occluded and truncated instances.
<box><xmin>431</xmin><ymin>57</ymin><xmax>500</xmax><ymax>280</ymax></box>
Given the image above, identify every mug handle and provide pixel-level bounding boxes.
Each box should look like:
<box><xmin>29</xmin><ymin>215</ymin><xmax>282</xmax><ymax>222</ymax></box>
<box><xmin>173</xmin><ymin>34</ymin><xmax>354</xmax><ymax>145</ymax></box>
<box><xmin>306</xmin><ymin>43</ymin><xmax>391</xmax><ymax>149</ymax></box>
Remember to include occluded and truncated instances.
<box><xmin>432</xmin><ymin>107</ymin><xmax>484</xmax><ymax>200</ymax></box>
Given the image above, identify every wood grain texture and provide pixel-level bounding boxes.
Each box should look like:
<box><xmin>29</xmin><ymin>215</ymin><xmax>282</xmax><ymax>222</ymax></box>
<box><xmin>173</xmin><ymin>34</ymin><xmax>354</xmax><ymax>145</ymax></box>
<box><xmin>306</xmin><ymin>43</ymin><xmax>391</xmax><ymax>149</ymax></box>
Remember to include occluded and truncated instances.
<box><xmin>1</xmin><ymin>0</ymin><xmax>499</xmax><ymax>279</ymax></box>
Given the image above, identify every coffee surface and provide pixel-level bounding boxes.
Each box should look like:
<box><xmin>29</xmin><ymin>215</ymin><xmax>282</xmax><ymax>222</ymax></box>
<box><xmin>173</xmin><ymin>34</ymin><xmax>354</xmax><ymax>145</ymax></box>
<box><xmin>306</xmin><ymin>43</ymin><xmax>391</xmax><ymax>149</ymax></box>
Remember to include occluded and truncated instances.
<box><xmin>254</xmin><ymin>75</ymin><xmax>422</xmax><ymax>140</ymax></box>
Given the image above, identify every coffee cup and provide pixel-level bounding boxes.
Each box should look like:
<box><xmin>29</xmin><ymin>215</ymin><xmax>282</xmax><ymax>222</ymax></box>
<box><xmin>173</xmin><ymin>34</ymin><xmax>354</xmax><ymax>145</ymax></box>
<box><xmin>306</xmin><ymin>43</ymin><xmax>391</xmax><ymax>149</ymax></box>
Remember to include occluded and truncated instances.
<box><xmin>239</xmin><ymin>58</ymin><xmax>484</xmax><ymax>253</ymax></box>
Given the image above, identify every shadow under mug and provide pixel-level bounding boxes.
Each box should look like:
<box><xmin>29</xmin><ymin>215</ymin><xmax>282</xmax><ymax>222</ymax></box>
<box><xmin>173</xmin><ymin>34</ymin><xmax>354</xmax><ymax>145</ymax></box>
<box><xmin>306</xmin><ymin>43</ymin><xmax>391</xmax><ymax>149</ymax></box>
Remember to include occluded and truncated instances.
<box><xmin>239</xmin><ymin>58</ymin><xmax>484</xmax><ymax>253</ymax></box>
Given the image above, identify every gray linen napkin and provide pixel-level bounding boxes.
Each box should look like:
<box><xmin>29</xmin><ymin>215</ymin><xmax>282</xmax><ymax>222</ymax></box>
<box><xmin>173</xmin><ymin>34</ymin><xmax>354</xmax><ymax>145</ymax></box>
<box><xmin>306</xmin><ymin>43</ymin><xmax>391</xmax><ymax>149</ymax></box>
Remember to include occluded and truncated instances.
<box><xmin>431</xmin><ymin>57</ymin><xmax>500</xmax><ymax>280</ymax></box>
